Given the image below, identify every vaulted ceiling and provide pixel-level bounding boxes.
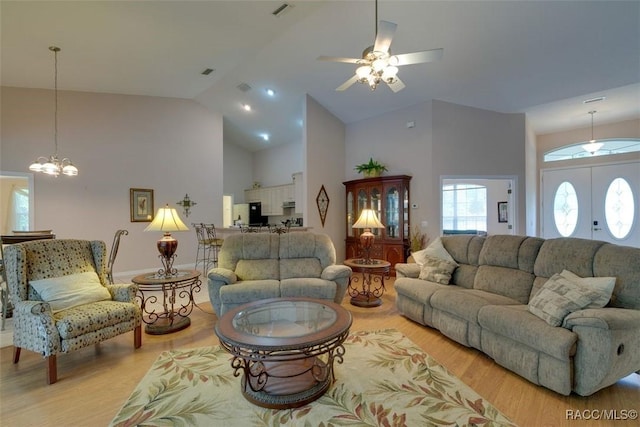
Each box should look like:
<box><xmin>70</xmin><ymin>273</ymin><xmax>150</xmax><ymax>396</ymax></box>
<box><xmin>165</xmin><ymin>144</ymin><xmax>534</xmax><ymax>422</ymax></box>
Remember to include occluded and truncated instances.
<box><xmin>2</xmin><ymin>1</ymin><xmax>639</xmax><ymax>151</ymax></box>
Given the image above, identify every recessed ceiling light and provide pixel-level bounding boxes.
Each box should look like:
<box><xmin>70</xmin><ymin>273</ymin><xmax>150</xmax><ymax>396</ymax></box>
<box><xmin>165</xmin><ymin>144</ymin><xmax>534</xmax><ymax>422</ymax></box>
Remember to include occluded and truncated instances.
<box><xmin>266</xmin><ymin>88</ymin><xmax>275</xmax><ymax>97</ymax></box>
<box><xmin>242</xmin><ymin>103</ymin><xmax>252</xmax><ymax>112</ymax></box>
<box><xmin>261</xmin><ymin>134</ymin><xmax>270</xmax><ymax>141</ymax></box>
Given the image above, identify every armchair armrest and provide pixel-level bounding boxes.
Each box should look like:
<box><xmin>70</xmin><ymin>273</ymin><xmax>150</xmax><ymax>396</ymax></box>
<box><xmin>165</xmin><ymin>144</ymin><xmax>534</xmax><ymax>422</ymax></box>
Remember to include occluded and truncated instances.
<box><xmin>321</xmin><ymin>265</ymin><xmax>352</xmax><ymax>281</ymax></box>
<box><xmin>106</xmin><ymin>283</ymin><xmax>138</xmax><ymax>303</ymax></box>
<box><xmin>15</xmin><ymin>299</ymin><xmax>53</xmax><ymax>316</ymax></box>
<box><xmin>395</xmin><ymin>263</ymin><xmax>421</xmax><ymax>278</ymax></box>
<box><xmin>207</xmin><ymin>268</ymin><xmax>237</xmax><ymax>285</ymax></box>
<box><xmin>13</xmin><ymin>300</ymin><xmax>60</xmax><ymax>356</ymax></box>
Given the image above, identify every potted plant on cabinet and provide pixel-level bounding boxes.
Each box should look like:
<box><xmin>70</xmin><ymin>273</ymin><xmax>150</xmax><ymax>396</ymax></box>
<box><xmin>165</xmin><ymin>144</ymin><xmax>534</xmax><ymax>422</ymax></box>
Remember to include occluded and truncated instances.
<box><xmin>354</xmin><ymin>158</ymin><xmax>388</xmax><ymax>178</ymax></box>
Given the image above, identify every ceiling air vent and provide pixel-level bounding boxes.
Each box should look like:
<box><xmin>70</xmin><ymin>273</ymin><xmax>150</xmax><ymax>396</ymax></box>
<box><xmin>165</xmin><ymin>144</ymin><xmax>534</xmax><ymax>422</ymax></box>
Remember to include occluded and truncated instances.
<box><xmin>583</xmin><ymin>96</ymin><xmax>606</xmax><ymax>104</ymax></box>
<box><xmin>272</xmin><ymin>3</ymin><xmax>293</xmax><ymax>17</ymax></box>
<box><xmin>237</xmin><ymin>82</ymin><xmax>252</xmax><ymax>92</ymax></box>
<box><xmin>201</xmin><ymin>68</ymin><xmax>215</xmax><ymax>76</ymax></box>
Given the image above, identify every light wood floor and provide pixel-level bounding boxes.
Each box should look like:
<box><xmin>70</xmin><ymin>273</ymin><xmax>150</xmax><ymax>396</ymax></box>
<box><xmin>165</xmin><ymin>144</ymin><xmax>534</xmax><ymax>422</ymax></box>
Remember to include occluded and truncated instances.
<box><xmin>1</xmin><ymin>278</ymin><xmax>638</xmax><ymax>427</ymax></box>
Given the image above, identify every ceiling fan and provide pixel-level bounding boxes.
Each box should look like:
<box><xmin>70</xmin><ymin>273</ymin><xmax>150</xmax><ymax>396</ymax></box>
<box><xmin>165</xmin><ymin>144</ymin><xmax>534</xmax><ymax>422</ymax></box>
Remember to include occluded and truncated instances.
<box><xmin>317</xmin><ymin>0</ymin><xmax>443</xmax><ymax>93</ymax></box>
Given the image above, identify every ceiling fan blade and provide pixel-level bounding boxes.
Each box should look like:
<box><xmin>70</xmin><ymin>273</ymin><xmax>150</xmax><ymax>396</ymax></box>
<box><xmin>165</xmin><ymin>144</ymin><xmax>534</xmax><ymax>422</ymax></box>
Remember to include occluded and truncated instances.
<box><xmin>373</xmin><ymin>20</ymin><xmax>397</xmax><ymax>53</ymax></box>
<box><xmin>317</xmin><ymin>55</ymin><xmax>361</xmax><ymax>64</ymax></box>
<box><xmin>387</xmin><ymin>77</ymin><xmax>406</xmax><ymax>93</ymax></box>
<box><xmin>394</xmin><ymin>48</ymin><xmax>444</xmax><ymax>66</ymax></box>
<box><xmin>336</xmin><ymin>75</ymin><xmax>359</xmax><ymax>91</ymax></box>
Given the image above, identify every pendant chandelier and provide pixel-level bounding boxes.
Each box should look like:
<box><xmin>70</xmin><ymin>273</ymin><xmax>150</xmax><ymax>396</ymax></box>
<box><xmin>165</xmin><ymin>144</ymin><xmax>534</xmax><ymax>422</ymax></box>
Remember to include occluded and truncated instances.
<box><xmin>29</xmin><ymin>46</ymin><xmax>78</xmax><ymax>177</ymax></box>
<box><xmin>581</xmin><ymin>110</ymin><xmax>603</xmax><ymax>155</ymax></box>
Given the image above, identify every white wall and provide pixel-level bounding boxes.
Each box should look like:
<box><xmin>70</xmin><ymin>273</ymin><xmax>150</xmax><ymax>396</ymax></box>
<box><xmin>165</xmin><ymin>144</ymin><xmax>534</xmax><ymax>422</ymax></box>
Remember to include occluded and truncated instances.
<box><xmin>345</xmin><ymin>101</ymin><xmax>433</xmax><ymax>239</ymax></box>
<box><xmin>0</xmin><ymin>86</ymin><xmax>223</xmax><ymax>273</ymax></box>
<box><xmin>304</xmin><ymin>95</ymin><xmax>346</xmax><ymax>261</ymax></box>
<box><xmin>432</xmin><ymin>100</ymin><xmax>527</xmax><ymax>235</ymax></box>
<box><xmin>252</xmin><ymin>141</ymin><xmax>302</xmax><ymax>188</ymax></box>
<box><xmin>222</xmin><ymin>141</ymin><xmax>254</xmax><ymax>203</ymax></box>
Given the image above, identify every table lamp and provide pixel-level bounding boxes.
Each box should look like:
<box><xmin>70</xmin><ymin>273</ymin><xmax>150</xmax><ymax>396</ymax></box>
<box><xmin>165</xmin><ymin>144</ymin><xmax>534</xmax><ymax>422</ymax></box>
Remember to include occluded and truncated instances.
<box><xmin>144</xmin><ymin>204</ymin><xmax>189</xmax><ymax>277</ymax></box>
<box><xmin>353</xmin><ymin>208</ymin><xmax>384</xmax><ymax>264</ymax></box>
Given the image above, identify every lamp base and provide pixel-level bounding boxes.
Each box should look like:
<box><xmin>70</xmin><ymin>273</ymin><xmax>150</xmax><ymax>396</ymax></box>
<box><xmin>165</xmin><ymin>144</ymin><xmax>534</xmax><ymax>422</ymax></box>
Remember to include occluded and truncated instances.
<box><xmin>157</xmin><ymin>233</ymin><xmax>178</xmax><ymax>277</ymax></box>
<box><xmin>359</xmin><ymin>228</ymin><xmax>375</xmax><ymax>264</ymax></box>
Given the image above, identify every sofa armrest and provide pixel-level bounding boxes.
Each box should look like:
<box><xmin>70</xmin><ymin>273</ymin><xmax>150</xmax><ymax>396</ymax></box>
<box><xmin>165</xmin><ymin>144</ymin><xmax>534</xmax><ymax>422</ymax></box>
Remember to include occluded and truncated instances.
<box><xmin>208</xmin><ymin>268</ymin><xmax>237</xmax><ymax>285</ymax></box>
<box><xmin>321</xmin><ymin>265</ymin><xmax>352</xmax><ymax>281</ymax></box>
<box><xmin>564</xmin><ymin>307</ymin><xmax>640</xmax><ymax>330</ymax></box>
<box><xmin>106</xmin><ymin>283</ymin><xmax>138</xmax><ymax>303</ymax></box>
<box><xmin>563</xmin><ymin>308</ymin><xmax>640</xmax><ymax>396</ymax></box>
<box><xmin>395</xmin><ymin>263</ymin><xmax>421</xmax><ymax>278</ymax></box>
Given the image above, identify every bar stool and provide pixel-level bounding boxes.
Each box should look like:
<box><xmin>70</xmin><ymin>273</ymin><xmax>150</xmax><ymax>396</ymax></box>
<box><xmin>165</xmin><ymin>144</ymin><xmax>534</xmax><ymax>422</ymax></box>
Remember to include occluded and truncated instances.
<box><xmin>194</xmin><ymin>223</ymin><xmax>224</xmax><ymax>275</ymax></box>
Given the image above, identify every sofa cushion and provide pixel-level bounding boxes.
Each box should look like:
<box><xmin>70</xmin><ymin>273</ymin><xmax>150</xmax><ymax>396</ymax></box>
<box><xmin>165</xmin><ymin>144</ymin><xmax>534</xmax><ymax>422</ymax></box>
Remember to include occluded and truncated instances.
<box><xmin>280</xmin><ymin>258</ymin><xmax>322</xmax><ymax>280</ymax></box>
<box><xmin>279</xmin><ymin>233</ymin><xmax>336</xmax><ymax>269</ymax></box>
<box><xmin>412</xmin><ymin>237</ymin><xmax>456</xmax><ymax>265</ymax></box>
<box><xmin>30</xmin><ymin>271</ymin><xmax>112</xmax><ymax>313</ymax></box>
<box><xmin>593</xmin><ymin>243</ymin><xmax>640</xmax><ymax>310</ymax></box>
<box><xmin>418</xmin><ymin>255</ymin><xmax>458</xmax><ymax>284</ymax></box>
<box><xmin>478</xmin><ymin>235</ymin><xmax>544</xmax><ymax>273</ymax></box>
<box><xmin>534</xmin><ymin>238</ymin><xmax>606</xmax><ymax>279</ymax></box>
<box><xmin>528</xmin><ymin>273</ymin><xmax>603</xmax><ymax>327</ymax></box>
<box><xmin>431</xmin><ymin>288</ymin><xmax>521</xmax><ymax>324</ymax></box>
<box><xmin>441</xmin><ymin>235</ymin><xmax>484</xmax><ymax>265</ymax></box>
<box><xmin>478</xmin><ymin>304</ymin><xmax>577</xmax><ymax>360</ymax></box>
<box><xmin>474</xmin><ymin>265</ymin><xmax>535</xmax><ymax>304</ymax></box>
<box><xmin>280</xmin><ymin>278</ymin><xmax>336</xmax><ymax>300</ymax></box>
<box><xmin>235</xmin><ymin>259</ymin><xmax>279</xmax><ymax>281</ymax></box>
<box><xmin>218</xmin><ymin>280</ymin><xmax>281</xmax><ymax>304</ymax></box>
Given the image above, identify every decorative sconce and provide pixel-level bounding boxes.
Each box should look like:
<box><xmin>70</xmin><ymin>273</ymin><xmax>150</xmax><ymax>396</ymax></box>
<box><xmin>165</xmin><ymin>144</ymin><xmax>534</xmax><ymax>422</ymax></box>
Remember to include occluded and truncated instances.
<box><xmin>176</xmin><ymin>194</ymin><xmax>197</xmax><ymax>217</ymax></box>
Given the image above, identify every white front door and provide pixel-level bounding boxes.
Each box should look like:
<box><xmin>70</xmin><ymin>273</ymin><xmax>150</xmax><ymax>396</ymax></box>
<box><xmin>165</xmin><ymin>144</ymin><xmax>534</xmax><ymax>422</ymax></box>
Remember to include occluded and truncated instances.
<box><xmin>542</xmin><ymin>161</ymin><xmax>640</xmax><ymax>247</ymax></box>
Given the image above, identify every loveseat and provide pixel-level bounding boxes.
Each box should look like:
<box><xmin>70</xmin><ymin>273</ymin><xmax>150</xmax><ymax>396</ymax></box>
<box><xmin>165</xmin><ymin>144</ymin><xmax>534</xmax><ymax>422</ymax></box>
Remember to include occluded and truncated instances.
<box><xmin>395</xmin><ymin>234</ymin><xmax>640</xmax><ymax>396</ymax></box>
<box><xmin>208</xmin><ymin>232</ymin><xmax>352</xmax><ymax>316</ymax></box>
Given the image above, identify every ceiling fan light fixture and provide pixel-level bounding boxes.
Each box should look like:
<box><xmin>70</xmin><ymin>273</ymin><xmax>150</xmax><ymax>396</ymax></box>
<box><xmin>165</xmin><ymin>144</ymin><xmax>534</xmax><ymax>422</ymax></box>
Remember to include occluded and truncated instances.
<box><xmin>356</xmin><ymin>65</ymin><xmax>371</xmax><ymax>80</ymax></box>
<box><xmin>382</xmin><ymin>66</ymin><xmax>398</xmax><ymax>83</ymax></box>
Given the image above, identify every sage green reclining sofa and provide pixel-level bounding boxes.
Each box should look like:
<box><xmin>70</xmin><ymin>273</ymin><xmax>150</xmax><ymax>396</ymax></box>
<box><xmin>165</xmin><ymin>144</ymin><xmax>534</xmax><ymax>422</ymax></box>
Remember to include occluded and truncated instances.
<box><xmin>395</xmin><ymin>234</ymin><xmax>640</xmax><ymax>396</ymax></box>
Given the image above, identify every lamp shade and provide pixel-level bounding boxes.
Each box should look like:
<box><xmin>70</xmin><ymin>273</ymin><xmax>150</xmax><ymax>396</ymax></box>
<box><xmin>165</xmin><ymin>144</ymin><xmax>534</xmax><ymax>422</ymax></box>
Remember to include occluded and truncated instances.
<box><xmin>353</xmin><ymin>209</ymin><xmax>384</xmax><ymax>229</ymax></box>
<box><xmin>144</xmin><ymin>205</ymin><xmax>189</xmax><ymax>233</ymax></box>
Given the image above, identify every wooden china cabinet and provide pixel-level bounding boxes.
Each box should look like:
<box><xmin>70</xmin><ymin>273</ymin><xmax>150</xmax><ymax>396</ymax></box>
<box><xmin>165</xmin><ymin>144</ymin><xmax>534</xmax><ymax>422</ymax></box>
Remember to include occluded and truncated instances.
<box><xmin>343</xmin><ymin>175</ymin><xmax>411</xmax><ymax>274</ymax></box>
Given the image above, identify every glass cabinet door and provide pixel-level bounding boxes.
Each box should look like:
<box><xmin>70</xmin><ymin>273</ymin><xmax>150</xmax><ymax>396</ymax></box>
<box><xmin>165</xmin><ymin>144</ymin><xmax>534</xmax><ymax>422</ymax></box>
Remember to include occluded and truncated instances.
<box><xmin>385</xmin><ymin>186</ymin><xmax>400</xmax><ymax>239</ymax></box>
<box><xmin>403</xmin><ymin>187</ymin><xmax>410</xmax><ymax>238</ymax></box>
<box><xmin>371</xmin><ymin>187</ymin><xmax>382</xmax><ymax>236</ymax></box>
<box><xmin>347</xmin><ymin>191</ymin><xmax>354</xmax><ymax>237</ymax></box>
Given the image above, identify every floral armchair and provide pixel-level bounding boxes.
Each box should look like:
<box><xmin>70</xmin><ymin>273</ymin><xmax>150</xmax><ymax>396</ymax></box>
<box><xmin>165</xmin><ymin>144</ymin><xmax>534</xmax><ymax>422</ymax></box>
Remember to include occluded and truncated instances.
<box><xmin>3</xmin><ymin>239</ymin><xmax>142</xmax><ymax>384</ymax></box>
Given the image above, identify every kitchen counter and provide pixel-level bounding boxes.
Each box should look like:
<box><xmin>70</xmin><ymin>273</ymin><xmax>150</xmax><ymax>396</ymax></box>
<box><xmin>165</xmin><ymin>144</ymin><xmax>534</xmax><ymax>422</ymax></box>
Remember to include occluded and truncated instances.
<box><xmin>220</xmin><ymin>226</ymin><xmax>312</xmax><ymax>234</ymax></box>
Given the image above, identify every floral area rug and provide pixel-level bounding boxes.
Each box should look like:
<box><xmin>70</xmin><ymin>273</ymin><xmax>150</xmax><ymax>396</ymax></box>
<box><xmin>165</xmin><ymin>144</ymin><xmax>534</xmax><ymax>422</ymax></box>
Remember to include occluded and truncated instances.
<box><xmin>110</xmin><ymin>329</ymin><xmax>517</xmax><ymax>426</ymax></box>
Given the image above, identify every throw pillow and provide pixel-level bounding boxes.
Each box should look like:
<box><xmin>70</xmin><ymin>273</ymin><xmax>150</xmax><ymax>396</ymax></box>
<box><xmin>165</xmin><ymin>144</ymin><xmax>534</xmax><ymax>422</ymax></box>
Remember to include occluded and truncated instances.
<box><xmin>418</xmin><ymin>255</ymin><xmax>458</xmax><ymax>285</ymax></box>
<box><xmin>29</xmin><ymin>271</ymin><xmax>111</xmax><ymax>313</ymax></box>
<box><xmin>528</xmin><ymin>273</ymin><xmax>603</xmax><ymax>327</ymax></box>
<box><xmin>412</xmin><ymin>237</ymin><xmax>456</xmax><ymax>266</ymax></box>
<box><xmin>559</xmin><ymin>270</ymin><xmax>615</xmax><ymax>308</ymax></box>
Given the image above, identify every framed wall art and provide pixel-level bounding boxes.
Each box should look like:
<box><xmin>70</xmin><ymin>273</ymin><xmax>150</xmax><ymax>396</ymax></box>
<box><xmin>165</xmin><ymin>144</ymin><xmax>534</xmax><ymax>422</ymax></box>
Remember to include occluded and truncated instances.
<box><xmin>316</xmin><ymin>185</ymin><xmax>329</xmax><ymax>227</ymax></box>
<box><xmin>498</xmin><ymin>201</ymin><xmax>508</xmax><ymax>223</ymax></box>
<box><xmin>130</xmin><ymin>188</ymin><xmax>154</xmax><ymax>222</ymax></box>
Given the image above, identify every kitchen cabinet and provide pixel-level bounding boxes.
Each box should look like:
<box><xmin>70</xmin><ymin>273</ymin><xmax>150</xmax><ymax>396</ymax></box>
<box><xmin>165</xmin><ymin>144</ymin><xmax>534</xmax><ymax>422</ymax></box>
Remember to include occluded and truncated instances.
<box><xmin>343</xmin><ymin>175</ymin><xmax>411</xmax><ymax>274</ymax></box>
<box><xmin>244</xmin><ymin>185</ymin><xmax>292</xmax><ymax>216</ymax></box>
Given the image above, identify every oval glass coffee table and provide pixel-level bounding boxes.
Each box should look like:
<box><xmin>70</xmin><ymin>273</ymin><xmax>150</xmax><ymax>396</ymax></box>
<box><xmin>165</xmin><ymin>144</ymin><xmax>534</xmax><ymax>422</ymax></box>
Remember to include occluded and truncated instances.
<box><xmin>215</xmin><ymin>297</ymin><xmax>352</xmax><ymax>409</ymax></box>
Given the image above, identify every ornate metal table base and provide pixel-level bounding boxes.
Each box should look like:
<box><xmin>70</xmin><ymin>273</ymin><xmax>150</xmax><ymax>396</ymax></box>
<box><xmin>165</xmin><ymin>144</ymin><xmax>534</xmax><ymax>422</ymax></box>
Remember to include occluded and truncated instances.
<box><xmin>344</xmin><ymin>259</ymin><xmax>391</xmax><ymax>308</ymax></box>
<box><xmin>132</xmin><ymin>270</ymin><xmax>201</xmax><ymax>335</ymax></box>
<box><xmin>234</xmin><ymin>347</ymin><xmax>345</xmax><ymax>409</ymax></box>
<box><xmin>215</xmin><ymin>298</ymin><xmax>352</xmax><ymax>409</ymax></box>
